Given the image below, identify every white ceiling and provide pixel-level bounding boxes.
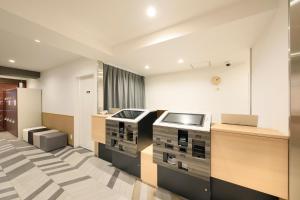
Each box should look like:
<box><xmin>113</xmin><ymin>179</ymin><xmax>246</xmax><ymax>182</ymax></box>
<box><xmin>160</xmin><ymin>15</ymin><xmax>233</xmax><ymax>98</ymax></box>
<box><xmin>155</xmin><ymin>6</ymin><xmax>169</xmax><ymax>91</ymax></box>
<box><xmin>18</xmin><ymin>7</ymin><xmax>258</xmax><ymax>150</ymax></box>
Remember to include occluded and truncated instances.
<box><xmin>112</xmin><ymin>10</ymin><xmax>275</xmax><ymax>75</ymax></box>
<box><xmin>0</xmin><ymin>29</ymin><xmax>81</xmax><ymax>71</ymax></box>
<box><xmin>0</xmin><ymin>0</ymin><xmax>279</xmax><ymax>75</ymax></box>
<box><xmin>0</xmin><ymin>0</ymin><xmax>241</xmax><ymax>47</ymax></box>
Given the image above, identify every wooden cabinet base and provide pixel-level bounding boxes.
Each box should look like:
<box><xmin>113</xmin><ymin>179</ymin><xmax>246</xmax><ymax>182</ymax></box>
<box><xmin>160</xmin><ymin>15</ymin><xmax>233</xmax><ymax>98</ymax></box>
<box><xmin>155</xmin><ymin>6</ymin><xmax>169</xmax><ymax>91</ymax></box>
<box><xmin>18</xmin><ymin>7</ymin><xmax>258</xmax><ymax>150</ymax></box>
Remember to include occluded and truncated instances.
<box><xmin>141</xmin><ymin>145</ymin><xmax>157</xmax><ymax>187</ymax></box>
<box><xmin>96</xmin><ymin>141</ymin><xmax>284</xmax><ymax>200</ymax></box>
<box><xmin>211</xmin><ymin>128</ymin><xmax>288</xmax><ymax>199</ymax></box>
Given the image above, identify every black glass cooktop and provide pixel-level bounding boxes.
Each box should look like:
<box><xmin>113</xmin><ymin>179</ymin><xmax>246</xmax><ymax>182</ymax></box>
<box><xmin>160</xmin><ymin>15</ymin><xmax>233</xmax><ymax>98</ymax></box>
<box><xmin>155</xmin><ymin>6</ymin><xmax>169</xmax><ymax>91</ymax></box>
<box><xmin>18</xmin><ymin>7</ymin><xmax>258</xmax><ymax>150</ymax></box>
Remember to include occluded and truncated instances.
<box><xmin>112</xmin><ymin>110</ymin><xmax>143</xmax><ymax>119</ymax></box>
<box><xmin>162</xmin><ymin>113</ymin><xmax>205</xmax><ymax>127</ymax></box>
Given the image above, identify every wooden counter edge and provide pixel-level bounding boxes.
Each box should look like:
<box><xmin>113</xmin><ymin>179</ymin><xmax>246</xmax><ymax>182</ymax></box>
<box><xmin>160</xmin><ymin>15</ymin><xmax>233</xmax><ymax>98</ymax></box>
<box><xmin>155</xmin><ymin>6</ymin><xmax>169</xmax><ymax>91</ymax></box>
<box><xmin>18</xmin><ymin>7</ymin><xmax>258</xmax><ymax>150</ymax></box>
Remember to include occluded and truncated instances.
<box><xmin>92</xmin><ymin>114</ymin><xmax>112</xmax><ymax>118</ymax></box>
<box><xmin>91</xmin><ymin>114</ymin><xmax>111</xmax><ymax>144</ymax></box>
<box><xmin>141</xmin><ymin>144</ymin><xmax>157</xmax><ymax>187</ymax></box>
<box><xmin>211</xmin><ymin>124</ymin><xmax>289</xmax><ymax>140</ymax></box>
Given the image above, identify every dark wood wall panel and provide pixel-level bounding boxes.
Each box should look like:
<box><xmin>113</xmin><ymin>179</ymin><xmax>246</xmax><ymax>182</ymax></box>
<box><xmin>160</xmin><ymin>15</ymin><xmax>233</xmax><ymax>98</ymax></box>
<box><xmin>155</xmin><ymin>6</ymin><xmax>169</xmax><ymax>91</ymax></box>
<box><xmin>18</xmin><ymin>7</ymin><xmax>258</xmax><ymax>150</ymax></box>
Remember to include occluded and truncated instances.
<box><xmin>4</xmin><ymin>89</ymin><xmax>18</xmax><ymax>136</ymax></box>
<box><xmin>0</xmin><ymin>78</ymin><xmax>25</xmax><ymax>132</ymax></box>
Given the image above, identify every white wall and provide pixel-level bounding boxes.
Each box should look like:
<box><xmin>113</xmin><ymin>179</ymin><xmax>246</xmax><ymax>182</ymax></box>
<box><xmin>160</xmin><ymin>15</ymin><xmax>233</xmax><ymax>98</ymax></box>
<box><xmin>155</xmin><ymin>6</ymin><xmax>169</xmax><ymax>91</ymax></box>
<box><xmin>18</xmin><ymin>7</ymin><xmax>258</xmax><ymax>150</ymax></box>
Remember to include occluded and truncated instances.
<box><xmin>27</xmin><ymin>79</ymin><xmax>41</xmax><ymax>89</ymax></box>
<box><xmin>252</xmin><ymin>0</ymin><xmax>289</xmax><ymax>134</ymax></box>
<box><xmin>27</xmin><ymin>57</ymin><xmax>98</xmax><ymax>147</ymax></box>
<box><xmin>27</xmin><ymin>57</ymin><xmax>98</xmax><ymax>148</ymax></box>
<box><xmin>145</xmin><ymin>62</ymin><xmax>250</xmax><ymax>123</ymax></box>
<box><xmin>17</xmin><ymin>88</ymin><xmax>42</xmax><ymax>139</ymax></box>
<box><xmin>39</xmin><ymin>57</ymin><xmax>98</xmax><ymax>116</ymax></box>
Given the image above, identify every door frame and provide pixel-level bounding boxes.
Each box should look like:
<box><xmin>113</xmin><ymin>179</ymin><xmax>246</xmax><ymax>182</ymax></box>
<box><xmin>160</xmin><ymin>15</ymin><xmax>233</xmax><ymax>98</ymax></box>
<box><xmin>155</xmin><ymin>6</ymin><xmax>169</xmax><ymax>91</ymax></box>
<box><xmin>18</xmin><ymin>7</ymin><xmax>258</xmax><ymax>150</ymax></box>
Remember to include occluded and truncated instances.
<box><xmin>74</xmin><ymin>74</ymin><xmax>97</xmax><ymax>151</ymax></box>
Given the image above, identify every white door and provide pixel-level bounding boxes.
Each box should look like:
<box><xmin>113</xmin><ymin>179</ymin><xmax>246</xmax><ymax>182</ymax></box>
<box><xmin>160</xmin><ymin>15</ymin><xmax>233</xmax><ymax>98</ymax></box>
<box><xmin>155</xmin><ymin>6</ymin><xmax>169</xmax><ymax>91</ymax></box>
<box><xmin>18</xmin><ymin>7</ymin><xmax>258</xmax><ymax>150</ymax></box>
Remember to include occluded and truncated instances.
<box><xmin>79</xmin><ymin>75</ymin><xmax>94</xmax><ymax>151</ymax></box>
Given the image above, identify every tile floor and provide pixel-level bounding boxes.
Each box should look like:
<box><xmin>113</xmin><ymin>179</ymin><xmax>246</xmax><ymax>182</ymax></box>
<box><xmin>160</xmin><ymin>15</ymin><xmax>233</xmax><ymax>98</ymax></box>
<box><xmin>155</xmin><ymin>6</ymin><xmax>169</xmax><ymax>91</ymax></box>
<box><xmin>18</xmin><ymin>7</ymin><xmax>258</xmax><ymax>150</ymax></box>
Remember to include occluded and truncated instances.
<box><xmin>0</xmin><ymin>132</ymin><xmax>184</xmax><ymax>200</ymax></box>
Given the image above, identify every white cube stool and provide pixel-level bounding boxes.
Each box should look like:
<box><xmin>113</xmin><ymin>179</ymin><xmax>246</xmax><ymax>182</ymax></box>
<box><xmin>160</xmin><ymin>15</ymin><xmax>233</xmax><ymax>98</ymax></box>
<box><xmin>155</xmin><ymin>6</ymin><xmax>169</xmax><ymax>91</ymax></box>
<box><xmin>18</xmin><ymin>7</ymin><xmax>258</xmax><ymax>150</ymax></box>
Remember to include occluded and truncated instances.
<box><xmin>23</xmin><ymin>126</ymin><xmax>46</xmax><ymax>142</ymax></box>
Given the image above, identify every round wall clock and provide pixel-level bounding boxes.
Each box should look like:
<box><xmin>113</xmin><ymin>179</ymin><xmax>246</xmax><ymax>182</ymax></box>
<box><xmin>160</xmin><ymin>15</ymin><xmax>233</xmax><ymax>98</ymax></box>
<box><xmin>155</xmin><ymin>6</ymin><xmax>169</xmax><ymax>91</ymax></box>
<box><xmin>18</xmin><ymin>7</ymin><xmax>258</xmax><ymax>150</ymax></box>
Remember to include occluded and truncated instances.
<box><xmin>211</xmin><ymin>76</ymin><xmax>221</xmax><ymax>85</ymax></box>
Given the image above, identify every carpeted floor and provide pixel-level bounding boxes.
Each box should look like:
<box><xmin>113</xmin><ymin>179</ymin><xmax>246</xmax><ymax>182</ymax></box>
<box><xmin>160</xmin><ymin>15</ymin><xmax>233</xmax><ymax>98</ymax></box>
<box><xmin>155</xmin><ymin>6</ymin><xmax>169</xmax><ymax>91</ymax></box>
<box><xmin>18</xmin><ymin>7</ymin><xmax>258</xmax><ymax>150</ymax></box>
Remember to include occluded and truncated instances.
<box><xmin>0</xmin><ymin>132</ymin><xmax>17</xmax><ymax>140</ymax></box>
<box><xmin>0</xmin><ymin>132</ymin><xmax>183</xmax><ymax>200</ymax></box>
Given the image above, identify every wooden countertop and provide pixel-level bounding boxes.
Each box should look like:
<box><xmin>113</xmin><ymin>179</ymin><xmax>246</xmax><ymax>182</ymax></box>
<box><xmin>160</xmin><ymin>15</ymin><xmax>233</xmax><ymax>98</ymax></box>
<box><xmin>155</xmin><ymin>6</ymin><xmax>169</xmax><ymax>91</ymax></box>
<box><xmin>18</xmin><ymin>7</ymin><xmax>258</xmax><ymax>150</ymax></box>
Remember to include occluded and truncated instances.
<box><xmin>141</xmin><ymin>144</ymin><xmax>153</xmax><ymax>156</ymax></box>
<box><xmin>92</xmin><ymin>114</ymin><xmax>111</xmax><ymax>118</ymax></box>
<box><xmin>211</xmin><ymin>123</ymin><xmax>289</xmax><ymax>139</ymax></box>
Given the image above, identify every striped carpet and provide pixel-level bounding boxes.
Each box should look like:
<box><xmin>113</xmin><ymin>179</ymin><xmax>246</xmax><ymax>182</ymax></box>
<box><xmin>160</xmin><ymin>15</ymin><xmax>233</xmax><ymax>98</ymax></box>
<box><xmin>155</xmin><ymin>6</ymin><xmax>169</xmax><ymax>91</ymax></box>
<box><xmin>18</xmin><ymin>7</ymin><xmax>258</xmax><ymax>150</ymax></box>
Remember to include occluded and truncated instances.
<box><xmin>0</xmin><ymin>132</ymin><xmax>183</xmax><ymax>200</ymax></box>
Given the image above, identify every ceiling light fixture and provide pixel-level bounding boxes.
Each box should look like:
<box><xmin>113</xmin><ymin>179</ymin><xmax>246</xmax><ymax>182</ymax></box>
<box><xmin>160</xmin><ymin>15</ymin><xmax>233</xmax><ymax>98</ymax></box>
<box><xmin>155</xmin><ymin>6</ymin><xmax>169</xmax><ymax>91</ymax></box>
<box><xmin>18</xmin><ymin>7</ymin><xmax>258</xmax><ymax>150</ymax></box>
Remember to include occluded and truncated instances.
<box><xmin>34</xmin><ymin>39</ymin><xmax>41</xmax><ymax>43</ymax></box>
<box><xmin>291</xmin><ymin>0</ymin><xmax>300</xmax><ymax>6</ymax></box>
<box><xmin>145</xmin><ymin>65</ymin><xmax>150</xmax><ymax>69</ymax></box>
<box><xmin>178</xmin><ymin>59</ymin><xmax>184</xmax><ymax>64</ymax></box>
<box><xmin>146</xmin><ymin>6</ymin><xmax>157</xmax><ymax>17</ymax></box>
<box><xmin>8</xmin><ymin>59</ymin><xmax>15</xmax><ymax>63</ymax></box>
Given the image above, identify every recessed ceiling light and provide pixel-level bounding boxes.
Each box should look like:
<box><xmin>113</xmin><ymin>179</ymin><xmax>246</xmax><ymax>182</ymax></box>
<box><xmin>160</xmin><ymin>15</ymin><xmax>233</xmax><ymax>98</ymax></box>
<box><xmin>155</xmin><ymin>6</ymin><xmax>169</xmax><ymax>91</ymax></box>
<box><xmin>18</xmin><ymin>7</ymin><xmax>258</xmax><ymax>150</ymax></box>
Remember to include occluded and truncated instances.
<box><xmin>145</xmin><ymin>65</ymin><xmax>150</xmax><ymax>69</ymax></box>
<box><xmin>34</xmin><ymin>39</ymin><xmax>41</xmax><ymax>43</ymax></box>
<box><xmin>178</xmin><ymin>59</ymin><xmax>184</xmax><ymax>64</ymax></box>
<box><xmin>146</xmin><ymin>6</ymin><xmax>156</xmax><ymax>17</ymax></box>
<box><xmin>8</xmin><ymin>59</ymin><xmax>15</xmax><ymax>63</ymax></box>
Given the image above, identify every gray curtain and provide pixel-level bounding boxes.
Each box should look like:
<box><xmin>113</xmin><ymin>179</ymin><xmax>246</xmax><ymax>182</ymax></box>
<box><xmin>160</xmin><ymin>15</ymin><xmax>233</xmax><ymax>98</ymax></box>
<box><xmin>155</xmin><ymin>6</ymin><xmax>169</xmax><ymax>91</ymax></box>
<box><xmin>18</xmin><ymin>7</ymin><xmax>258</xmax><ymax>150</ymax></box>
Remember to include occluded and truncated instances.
<box><xmin>103</xmin><ymin>63</ymin><xmax>145</xmax><ymax>110</ymax></box>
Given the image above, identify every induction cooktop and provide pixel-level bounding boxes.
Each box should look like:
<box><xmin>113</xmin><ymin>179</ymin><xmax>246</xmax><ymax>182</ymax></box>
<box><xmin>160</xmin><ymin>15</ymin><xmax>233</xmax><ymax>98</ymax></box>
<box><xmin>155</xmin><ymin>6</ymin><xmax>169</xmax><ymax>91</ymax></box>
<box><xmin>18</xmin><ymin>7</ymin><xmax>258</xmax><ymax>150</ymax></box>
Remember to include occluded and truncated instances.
<box><xmin>162</xmin><ymin>113</ymin><xmax>205</xmax><ymax>127</ymax></box>
<box><xmin>112</xmin><ymin>110</ymin><xmax>143</xmax><ymax>119</ymax></box>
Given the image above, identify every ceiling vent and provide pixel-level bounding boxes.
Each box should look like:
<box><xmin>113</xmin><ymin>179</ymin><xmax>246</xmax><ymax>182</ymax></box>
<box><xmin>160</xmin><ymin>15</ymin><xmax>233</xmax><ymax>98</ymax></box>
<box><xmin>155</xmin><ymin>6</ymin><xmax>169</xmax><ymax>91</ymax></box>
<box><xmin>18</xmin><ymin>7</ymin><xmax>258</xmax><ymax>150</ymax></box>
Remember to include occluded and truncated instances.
<box><xmin>190</xmin><ymin>61</ymin><xmax>211</xmax><ymax>69</ymax></box>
